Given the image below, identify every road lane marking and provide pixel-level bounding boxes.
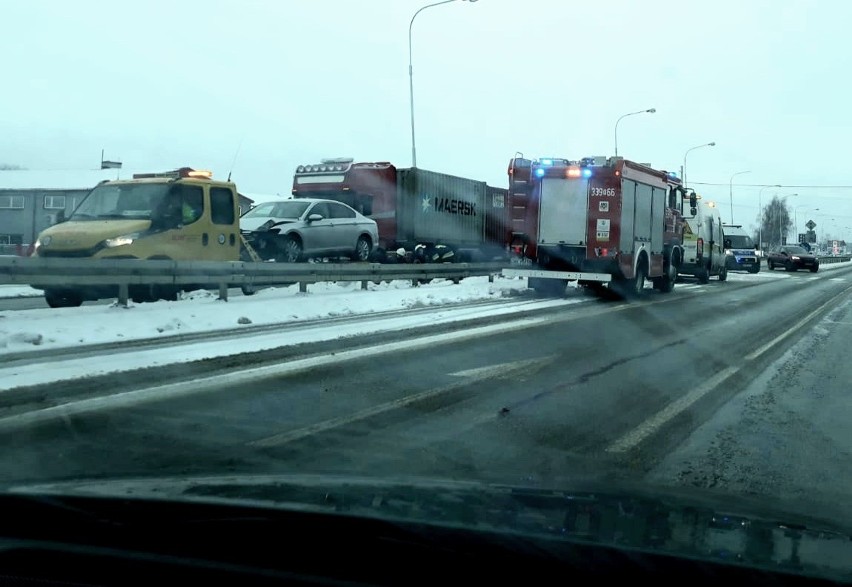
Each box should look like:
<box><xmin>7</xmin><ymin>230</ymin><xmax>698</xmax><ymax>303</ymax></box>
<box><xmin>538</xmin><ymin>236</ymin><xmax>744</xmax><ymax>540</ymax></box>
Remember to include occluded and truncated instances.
<box><xmin>607</xmin><ymin>282</ymin><xmax>852</xmax><ymax>453</ymax></box>
<box><xmin>745</xmin><ymin>283</ymin><xmax>852</xmax><ymax>361</ymax></box>
<box><xmin>248</xmin><ymin>357</ymin><xmax>555</xmax><ymax>448</ymax></box>
<box><xmin>449</xmin><ymin>359</ymin><xmax>552</xmax><ymax>379</ymax></box>
<box><xmin>606</xmin><ymin>366</ymin><xmax>739</xmax><ymax>453</ymax></box>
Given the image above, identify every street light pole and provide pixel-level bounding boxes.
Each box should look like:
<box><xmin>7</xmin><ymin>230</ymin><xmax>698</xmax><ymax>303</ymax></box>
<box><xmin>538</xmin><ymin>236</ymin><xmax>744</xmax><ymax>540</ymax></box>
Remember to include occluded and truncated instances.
<box><xmin>614</xmin><ymin>108</ymin><xmax>655</xmax><ymax>158</ymax></box>
<box><xmin>728</xmin><ymin>170</ymin><xmax>750</xmax><ymax>224</ymax></box>
<box><xmin>409</xmin><ymin>0</ymin><xmax>475</xmax><ymax>168</ymax></box>
<box><xmin>682</xmin><ymin>141</ymin><xmax>716</xmax><ymax>187</ymax></box>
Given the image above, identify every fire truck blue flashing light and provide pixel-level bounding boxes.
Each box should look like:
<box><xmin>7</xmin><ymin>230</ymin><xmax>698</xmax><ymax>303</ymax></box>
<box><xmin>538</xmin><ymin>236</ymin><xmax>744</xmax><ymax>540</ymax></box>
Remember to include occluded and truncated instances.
<box><xmin>535</xmin><ymin>168</ymin><xmax>546</xmax><ymax>177</ymax></box>
<box><xmin>541</xmin><ymin>159</ymin><xmax>553</xmax><ymax>166</ymax></box>
<box><xmin>582</xmin><ymin>168</ymin><xmax>593</xmax><ymax>178</ymax></box>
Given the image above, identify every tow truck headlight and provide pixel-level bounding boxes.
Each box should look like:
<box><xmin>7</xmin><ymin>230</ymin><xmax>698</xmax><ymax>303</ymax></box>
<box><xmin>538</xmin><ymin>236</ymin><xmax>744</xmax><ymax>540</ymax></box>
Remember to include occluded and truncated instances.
<box><xmin>724</xmin><ymin>249</ymin><xmax>732</xmax><ymax>255</ymax></box>
<box><xmin>34</xmin><ymin>235</ymin><xmax>51</xmax><ymax>251</ymax></box>
<box><xmin>104</xmin><ymin>232</ymin><xmax>141</xmax><ymax>248</ymax></box>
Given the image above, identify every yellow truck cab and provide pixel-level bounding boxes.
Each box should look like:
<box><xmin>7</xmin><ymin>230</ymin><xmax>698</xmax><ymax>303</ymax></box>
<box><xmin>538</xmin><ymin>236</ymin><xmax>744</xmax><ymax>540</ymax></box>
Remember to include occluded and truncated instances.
<box><xmin>32</xmin><ymin>167</ymin><xmax>252</xmax><ymax>307</ymax></box>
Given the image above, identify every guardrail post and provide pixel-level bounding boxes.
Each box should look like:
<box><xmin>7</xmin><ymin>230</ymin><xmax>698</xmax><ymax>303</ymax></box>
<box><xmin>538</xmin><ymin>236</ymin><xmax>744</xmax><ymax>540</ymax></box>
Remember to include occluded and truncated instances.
<box><xmin>299</xmin><ymin>282</ymin><xmax>308</xmax><ymax>293</ymax></box>
<box><xmin>218</xmin><ymin>282</ymin><xmax>228</xmax><ymax>301</ymax></box>
<box><xmin>489</xmin><ymin>273</ymin><xmax>494</xmax><ymax>283</ymax></box>
<box><xmin>118</xmin><ymin>283</ymin><xmax>129</xmax><ymax>307</ymax></box>
<box><xmin>361</xmin><ymin>280</ymin><xmax>368</xmax><ymax>290</ymax></box>
<box><xmin>411</xmin><ymin>279</ymin><xmax>419</xmax><ymax>287</ymax></box>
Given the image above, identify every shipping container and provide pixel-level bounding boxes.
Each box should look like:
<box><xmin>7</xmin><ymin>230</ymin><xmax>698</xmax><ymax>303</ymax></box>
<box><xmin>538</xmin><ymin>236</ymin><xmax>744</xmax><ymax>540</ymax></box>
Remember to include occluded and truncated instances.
<box><xmin>396</xmin><ymin>168</ymin><xmax>486</xmax><ymax>249</ymax></box>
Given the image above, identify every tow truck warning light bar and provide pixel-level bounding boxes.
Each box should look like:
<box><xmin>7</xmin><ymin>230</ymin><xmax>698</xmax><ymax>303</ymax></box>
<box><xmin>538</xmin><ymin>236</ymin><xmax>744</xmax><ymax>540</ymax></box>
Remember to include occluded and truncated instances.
<box><xmin>133</xmin><ymin>167</ymin><xmax>212</xmax><ymax>180</ymax></box>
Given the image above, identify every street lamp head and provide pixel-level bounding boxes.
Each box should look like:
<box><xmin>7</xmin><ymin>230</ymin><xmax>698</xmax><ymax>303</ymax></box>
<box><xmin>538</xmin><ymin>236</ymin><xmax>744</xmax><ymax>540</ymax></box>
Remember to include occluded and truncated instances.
<box><xmin>708</xmin><ymin>142</ymin><xmax>716</xmax><ymax>147</ymax></box>
<box><xmin>647</xmin><ymin>108</ymin><xmax>656</xmax><ymax>113</ymax></box>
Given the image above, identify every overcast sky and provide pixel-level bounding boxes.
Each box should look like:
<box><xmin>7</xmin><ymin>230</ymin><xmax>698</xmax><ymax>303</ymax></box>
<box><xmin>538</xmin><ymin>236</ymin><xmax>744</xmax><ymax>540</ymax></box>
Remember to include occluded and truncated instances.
<box><xmin>3</xmin><ymin>0</ymin><xmax>852</xmax><ymax>237</ymax></box>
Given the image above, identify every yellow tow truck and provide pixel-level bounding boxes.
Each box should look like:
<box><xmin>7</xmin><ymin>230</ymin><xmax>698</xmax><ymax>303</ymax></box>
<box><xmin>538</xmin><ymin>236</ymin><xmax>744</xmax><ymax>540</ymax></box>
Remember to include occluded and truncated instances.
<box><xmin>31</xmin><ymin>167</ymin><xmax>260</xmax><ymax>307</ymax></box>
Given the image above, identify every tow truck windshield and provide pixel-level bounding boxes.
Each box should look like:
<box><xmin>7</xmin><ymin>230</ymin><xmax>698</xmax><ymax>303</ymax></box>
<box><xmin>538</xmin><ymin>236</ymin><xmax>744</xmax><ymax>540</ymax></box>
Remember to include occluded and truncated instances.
<box><xmin>71</xmin><ymin>183</ymin><xmax>171</xmax><ymax>221</ymax></box>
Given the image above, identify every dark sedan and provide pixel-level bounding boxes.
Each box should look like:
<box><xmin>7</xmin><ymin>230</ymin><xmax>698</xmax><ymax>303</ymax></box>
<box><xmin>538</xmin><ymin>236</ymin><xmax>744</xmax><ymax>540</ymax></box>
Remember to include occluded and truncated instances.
<box><xmin>766</xmin><ymin>245</ymin><xmax>819</xmax><ymax>272</ymax></box>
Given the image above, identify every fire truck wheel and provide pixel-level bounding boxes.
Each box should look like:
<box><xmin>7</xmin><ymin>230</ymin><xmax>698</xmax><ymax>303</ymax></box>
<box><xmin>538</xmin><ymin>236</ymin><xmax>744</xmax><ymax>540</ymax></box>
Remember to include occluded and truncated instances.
<box><xmin>530</xmin><ymin>278</ymin><xmax>566</xmax><ymax>297</ymax></box>
<box><xmin>654</xmin><ymin>263</ymin><xmax>677</xmax><ymax>293</ymax></box>
<box><xmin>630</xmin><ymin>262</ymin><xmax>647</xmax><ymax>297</ymax></box>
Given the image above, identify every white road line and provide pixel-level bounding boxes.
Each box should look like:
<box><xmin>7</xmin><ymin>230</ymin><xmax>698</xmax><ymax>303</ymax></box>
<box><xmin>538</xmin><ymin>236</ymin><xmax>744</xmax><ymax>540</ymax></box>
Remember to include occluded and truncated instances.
<box><xmin>745</xmin><ymin>284</ymin><xmax>852</xmax><ymax>361</ymax></box>
<box><xmin>249</xmin><ymin>356</ymin><xmax>555</xmax><ymax>448</ymax></box>
<box><xmin>449</xmin><ymin>359</ymin><xmax>550</xmax><ymax>378</ymax></box>
<box><xmin>606</xmin><ymin>367</ymin><xmax>739</xmax><ymax>453</ymax></box>
<box><xmin>607</xmin><ymin>282</ymin><xmax>852</xmax><ymax>453</ymax></box>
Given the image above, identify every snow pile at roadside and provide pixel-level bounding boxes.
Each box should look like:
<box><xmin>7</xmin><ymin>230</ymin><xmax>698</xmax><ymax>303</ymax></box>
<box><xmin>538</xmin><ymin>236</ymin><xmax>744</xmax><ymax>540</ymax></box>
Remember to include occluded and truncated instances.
<box><xmin>0</xmin><ymin>276</ymin><xmax>529</xmax><ymax>354</ymax></box>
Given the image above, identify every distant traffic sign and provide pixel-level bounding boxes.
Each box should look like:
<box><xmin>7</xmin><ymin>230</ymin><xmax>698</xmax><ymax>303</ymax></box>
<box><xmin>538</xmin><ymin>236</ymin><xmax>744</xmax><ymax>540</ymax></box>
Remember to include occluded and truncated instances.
<box><xmin>806</xmin><ymin>219</ymin><xmax>817</xmax><ymax>230</ymax></box>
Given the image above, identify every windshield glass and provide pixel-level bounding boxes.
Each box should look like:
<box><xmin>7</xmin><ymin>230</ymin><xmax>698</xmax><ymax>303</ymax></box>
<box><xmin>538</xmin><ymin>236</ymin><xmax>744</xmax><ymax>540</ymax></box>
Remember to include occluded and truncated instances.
<box><xmin>242</xmin><ymin>201</ymin><xmax>310</xmax><ymax>219</ymax></box>
<box><xmin>726</xmin><ymin>234</ymin><xmax>754</xmax><ymax>248</ymax></box>
<box><xmin>71</xmin><ymin>183</ymin><xmax>170</xmax><ymax>220</ymax></box>
<box><xmin>4</xmin><ymin>2</ymin><xmax>852</xmax><ymax>582</ymax></box>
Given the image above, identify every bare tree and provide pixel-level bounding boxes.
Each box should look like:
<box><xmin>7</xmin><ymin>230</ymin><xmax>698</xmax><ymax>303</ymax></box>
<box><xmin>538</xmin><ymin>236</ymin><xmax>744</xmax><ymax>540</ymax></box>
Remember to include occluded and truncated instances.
<box><xmin>757</xmin><ymin>196</ymin><xmax>792</xmax><ymax>248</ymax></box>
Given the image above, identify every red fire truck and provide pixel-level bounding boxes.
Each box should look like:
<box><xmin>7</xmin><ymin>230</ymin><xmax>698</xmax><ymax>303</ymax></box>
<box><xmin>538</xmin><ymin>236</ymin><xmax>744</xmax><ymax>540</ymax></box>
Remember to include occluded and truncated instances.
<box><xmin>292</xmin><ymin>158</ymin><xmax>511</xmax><ymax>262</ymax></box>
<box><xmin>503</xmin><ymin>156</ymin><xmax>685</xmax><ymax>298</ymax></box>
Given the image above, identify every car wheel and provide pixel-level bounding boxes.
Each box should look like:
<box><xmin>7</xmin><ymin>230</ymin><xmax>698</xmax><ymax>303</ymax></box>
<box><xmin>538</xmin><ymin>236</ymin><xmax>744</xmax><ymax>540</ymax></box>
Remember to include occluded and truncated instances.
<box><xmin>352</xmin><ymin>236</ymin><xmax>372</xmax><ymax>262</ymax></box>
<box><xmin>281</xmin><ymin>236</ymin><xmax>303</xmax><ymax>263</ymax></box>
<box><xmin>768</xmin><ymin>260</ymin><xmax>775</xmax><ymax>270</ymax></box>
<box><xmin>810</xmin><ymin>265</ymin><xmax>819</xmax><ymax>273</ymax></box>
<box><xmin>785</xmin><ymin>261</ymin><xmax>796</xmax><ymax>272</ymax></box>
<box><xmin>697</xmin><ymin>268</ymin><xmax>710</xmax><ymax>284</ymax></box>
<box><xmin>718</xmin><ymin>265</ymin><xmax>728</xmax><ymax>282</ymax></box>
<box><xmin>748</xmin><ymin>265</ymin><xmax>760</xmax><ymax>274</ymax></box>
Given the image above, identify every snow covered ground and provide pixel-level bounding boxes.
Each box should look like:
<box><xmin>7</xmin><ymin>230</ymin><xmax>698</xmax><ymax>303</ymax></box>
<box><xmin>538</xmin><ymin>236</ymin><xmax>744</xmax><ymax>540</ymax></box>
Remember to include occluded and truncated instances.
<box><xmin>0</xmin><ymin>277</ymin><xmax>534</xmax><ymax>356</ymax></box>
<box><xmin>0</xmin><ymin>285</ymin><xmax>42</xmax><ymax>298</ymax></box>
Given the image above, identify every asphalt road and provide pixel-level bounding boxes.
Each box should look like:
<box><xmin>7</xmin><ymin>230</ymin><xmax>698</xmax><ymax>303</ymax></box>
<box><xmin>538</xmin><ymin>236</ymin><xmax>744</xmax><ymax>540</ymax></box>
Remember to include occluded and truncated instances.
<box><xmin>2</xmin><ymin>264</ymin><xmax>852</xmax><ymax>524</ymax></box>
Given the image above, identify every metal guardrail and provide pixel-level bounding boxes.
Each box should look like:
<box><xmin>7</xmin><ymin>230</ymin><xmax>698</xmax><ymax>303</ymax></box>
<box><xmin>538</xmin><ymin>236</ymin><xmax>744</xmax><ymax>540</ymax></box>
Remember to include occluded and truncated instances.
<box><xmin>0</xmin><ymin>257</ymin><xmax>508</xmax><ymax>305</ymax></box>
<box><xmin>814</xmin><ymin>255</ymin><xmax>851</xmax><ymax>264</ymax></box>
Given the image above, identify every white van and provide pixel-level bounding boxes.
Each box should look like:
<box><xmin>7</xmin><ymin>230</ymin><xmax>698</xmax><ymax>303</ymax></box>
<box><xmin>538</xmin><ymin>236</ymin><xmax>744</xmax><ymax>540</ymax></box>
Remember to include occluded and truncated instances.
<box><xmin>678</xmin><ymin>192</ymin><xmax>727</xmax><ymax>283</ymax></box>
